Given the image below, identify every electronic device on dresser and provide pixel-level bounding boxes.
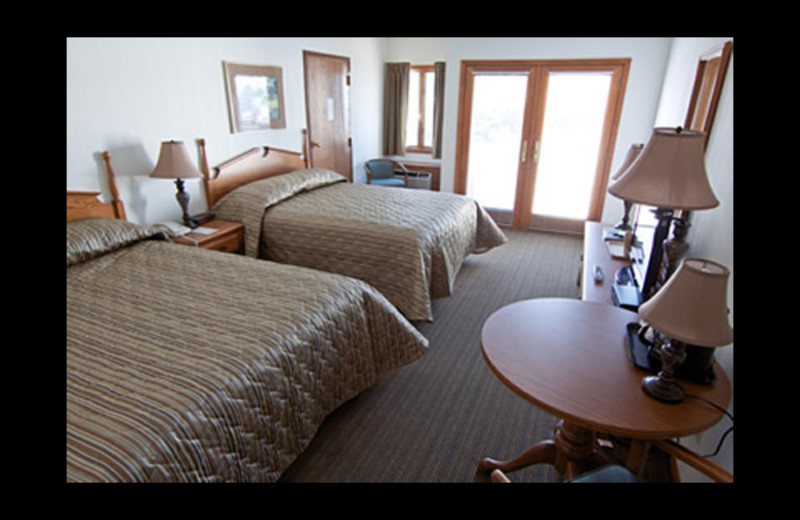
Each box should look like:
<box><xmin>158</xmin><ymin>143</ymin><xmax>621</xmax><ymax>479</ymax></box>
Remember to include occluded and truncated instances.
<box><xmin>608</xmin><ymin>205</ymin><xmax>657</xmax><ymax>311</ymax></box>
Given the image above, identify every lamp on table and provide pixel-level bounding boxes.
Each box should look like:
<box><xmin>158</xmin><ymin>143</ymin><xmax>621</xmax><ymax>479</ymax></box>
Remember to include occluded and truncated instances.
<box><xmin>611</xmin><ymin>143</ymin><xmax>643</xmax><ymax>231</ymax></box>
<box><xmin>150</xmin><ymin>140</ymin><xmax>203</xmax><ymax>228</ymax></box>
<box><xmin>638</xmin><ymin>258</ymin><xmax>733</xmax><ymax>403</ymax></box>
<box><xmin>607</xmin><ymin>127</ymin><xmax>718</xmax><ymax>300</ymax></box>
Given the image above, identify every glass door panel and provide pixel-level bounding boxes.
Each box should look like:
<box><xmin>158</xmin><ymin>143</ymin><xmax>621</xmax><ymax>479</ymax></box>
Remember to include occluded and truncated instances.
<box><xmin>465</xmin><ymin>73</ymin><xmax>529</xmax><ymax>213</ymax></box>
<box><xmin>532</xmin><ymin>71</ymin><xmax>612</xmax><ymax>221</ymax></box>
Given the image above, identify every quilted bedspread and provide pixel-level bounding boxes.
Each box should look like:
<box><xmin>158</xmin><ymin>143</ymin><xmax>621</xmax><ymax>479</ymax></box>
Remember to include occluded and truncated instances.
<box><xmin>212</xmin><ymin>169</ymin><xmax>506</xmax><ymax>321</ymax></box>
<box><xmin>66</xmin><ymin>219</ymin><xmax>428</xmax><ymax>482</ymax></box>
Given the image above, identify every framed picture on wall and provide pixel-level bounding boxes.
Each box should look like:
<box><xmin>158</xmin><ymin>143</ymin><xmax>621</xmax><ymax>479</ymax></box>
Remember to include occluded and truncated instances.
<box><xmin>223</xmin><ymin>62</ymin><xmax>287</xmax><ymax>133</ymax></box>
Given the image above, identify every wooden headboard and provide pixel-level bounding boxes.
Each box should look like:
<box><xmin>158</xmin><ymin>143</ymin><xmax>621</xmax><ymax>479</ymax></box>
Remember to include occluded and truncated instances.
<box><xmin>67</xmin><ymin>151</ymin><xmax>127</xmax><ymax>222</ymax></box>
<box><xmin>199</xmin><ymin>138</ymin><xmax>309</xmax><ymax>207</ymax></box>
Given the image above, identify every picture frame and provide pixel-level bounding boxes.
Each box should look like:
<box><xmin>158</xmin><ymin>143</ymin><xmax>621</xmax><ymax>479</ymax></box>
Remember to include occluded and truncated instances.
<box><xmin>223</xmin><ymin>62</ymin><xmax>287</xmax><ymax>133</ymax></box>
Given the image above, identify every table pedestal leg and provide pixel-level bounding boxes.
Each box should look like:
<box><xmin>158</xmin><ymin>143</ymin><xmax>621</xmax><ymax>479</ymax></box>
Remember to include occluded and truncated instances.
<box><xmin>478</xmin><ymin>420</ymin><xmax>610</xmax><ymax>481</ymax></box>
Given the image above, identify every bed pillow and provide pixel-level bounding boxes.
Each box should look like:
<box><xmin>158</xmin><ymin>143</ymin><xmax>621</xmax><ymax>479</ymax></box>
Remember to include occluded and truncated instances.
<box><xmin>67</xmin><ymin>218</ymin><xmax>166</xmax><ymax>266</ymax></box>
<box><xmin>211</xmin><ymin>168</ymin><xmax>347</xmax><ymax>257</ymax></box>
<box><xmin>214</xmin><ymin>168</ymin><xmax>347</xmax><ymax>213</ymax></box>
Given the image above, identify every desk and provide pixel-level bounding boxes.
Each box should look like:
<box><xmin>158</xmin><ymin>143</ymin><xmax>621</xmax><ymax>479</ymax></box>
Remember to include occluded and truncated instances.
<box><xmin>477</xmin><ymin>298</ymin><xmax>730</xmax><ymax>480</ymax></box>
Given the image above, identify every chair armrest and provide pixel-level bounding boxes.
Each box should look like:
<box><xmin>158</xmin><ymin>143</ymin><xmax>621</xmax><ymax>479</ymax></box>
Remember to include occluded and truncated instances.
<box><xmin>651</xmin><ymin>439</ymin><xmax>733</xmax><ymax>483</ymax></box>
<box><xmin>393</xmin><ymin>160</ymin><xmax>409</xmax><ymax>186</ymax></box>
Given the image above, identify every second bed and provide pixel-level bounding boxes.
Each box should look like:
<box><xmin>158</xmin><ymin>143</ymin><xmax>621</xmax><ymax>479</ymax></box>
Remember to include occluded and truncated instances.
<box><xmin>202</xmin><ymin>141</ymin><xmax>507</xmax><ymax>321</ymax></box>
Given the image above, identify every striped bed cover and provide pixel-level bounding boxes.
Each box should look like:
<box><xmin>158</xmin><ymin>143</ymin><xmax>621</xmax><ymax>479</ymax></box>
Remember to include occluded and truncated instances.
<box><xmin>67</xmin><ymin>220</ymin><xmax>427</xmax><ymax>482</ymax></box>
<box><xmin>212</xmin><ymin>169</ymin><xmax>507</xmax><ymax>321</ymax></box>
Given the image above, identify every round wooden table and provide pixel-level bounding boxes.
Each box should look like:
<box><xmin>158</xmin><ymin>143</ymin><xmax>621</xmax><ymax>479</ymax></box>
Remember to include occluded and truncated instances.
<box><xmin>477</xmin><ymin>298</ymin><xmax>730</xmax><ymax>480</ymax></box>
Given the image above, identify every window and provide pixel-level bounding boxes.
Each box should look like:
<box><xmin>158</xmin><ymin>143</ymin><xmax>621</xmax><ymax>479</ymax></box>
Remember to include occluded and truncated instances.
<box><xmin>406</xmin><ymin>65</ymin><xmax>435</xmax><ymax>153</ymax></box>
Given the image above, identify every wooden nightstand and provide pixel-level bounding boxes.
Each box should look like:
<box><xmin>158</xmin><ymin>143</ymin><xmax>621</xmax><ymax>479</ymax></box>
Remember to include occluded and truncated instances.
<box><xmin>170</xmin><ymin>220</ymin><xmax>244</xmax><ymax>254</ymax></box>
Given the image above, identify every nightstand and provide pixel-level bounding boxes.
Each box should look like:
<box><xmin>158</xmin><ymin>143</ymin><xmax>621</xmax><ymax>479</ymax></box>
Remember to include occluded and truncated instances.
<box><xmin>170</xmin><ymin>220</ymin><xmax>244</xmax><ymax>254</ymax></box>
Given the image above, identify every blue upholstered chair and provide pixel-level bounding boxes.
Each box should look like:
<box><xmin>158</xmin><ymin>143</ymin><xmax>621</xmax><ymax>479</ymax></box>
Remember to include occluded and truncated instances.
<box><xmin>365</xmin><ymin>159</ymin><xmax>408</xmax><ymax>187</ymax></box>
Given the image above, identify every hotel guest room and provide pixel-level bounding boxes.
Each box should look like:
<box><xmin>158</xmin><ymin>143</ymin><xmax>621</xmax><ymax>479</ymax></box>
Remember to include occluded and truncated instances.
<box><xmin>67</xmin><ymin>37</ymin><xmax>733</xmax><ymax>483</ymax></box>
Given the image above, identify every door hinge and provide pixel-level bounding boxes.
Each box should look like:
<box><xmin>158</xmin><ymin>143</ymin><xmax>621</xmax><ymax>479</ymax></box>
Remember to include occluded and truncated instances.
<box><xmin>346</xmin><ymin>75</ymin><xmax>351</xmax><ymax>87</ymax></box>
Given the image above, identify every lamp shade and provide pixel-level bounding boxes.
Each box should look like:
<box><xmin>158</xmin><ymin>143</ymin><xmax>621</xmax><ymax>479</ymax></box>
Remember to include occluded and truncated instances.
<box><xmin>638</xmin><ymin>258</ymin><xmax>733</xmax><ymax>347</ymax></box>
<box><xmin>611</xmin><ymin>143</ymin><xmax>643</xmax><ymax>180</ymax></box>
<box><xmin>608</xmin><ymin>127</ymin><xmax>718</xmax><ymax>210</ymax></box>
<box><xmin>150</xmin><ymin>141</ymin><xmax>201</xmax><ymax>179</ymax></box>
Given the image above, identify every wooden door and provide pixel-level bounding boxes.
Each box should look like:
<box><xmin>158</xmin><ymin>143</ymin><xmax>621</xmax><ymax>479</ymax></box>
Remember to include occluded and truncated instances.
<box><xmin>303</xmin><ymin>51</ymin><xmax>352</xmax><ymax>181</ymax></box>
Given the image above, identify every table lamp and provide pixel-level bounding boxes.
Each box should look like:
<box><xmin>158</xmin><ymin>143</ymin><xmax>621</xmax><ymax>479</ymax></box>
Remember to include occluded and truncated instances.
<box><xmin>150</xmin><ymin>140</ymin><xmax>202</xmax><ymax>228</ymax></box>
<box><xmin>611</xmin><ymin>143</ymin><xmax>643</xmax><ymax>231</ymax></box>
<box><xmin>608</xmin><ymin>127</ymin><xmax>718</xmax><ymax>300</ymax></box>
<box><xmin>638</xmin><ymin>258</ymin><xmax>733</xmax><ymax>403</ymax></box>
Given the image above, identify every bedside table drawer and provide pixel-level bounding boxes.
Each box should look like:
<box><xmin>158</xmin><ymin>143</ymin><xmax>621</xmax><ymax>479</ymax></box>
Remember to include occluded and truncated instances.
<box><xmin>203</xmin><ymin>232</ymin><xmax>242</xmax><ymax>254</ymax></box>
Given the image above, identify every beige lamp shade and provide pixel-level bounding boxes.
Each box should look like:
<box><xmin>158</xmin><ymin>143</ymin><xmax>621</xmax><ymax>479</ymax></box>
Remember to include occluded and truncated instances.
<box><xmin>611</xmin><ymin>143</ymin><xmax>643</xmax><ymax>180</ymax></box>
<box><xmin>150</xmin><ymin>141</ymin><xmax>201</xmax><ymax>179</ymax></box>
<box><xmin>608</xmin><ymin>127</ymin><xmax>718</xmax><ymax>210</ymax></box>
<box><xmin>638</xmin><ymin>258</ymin><xmax>733</xmax><ymax>347</ymax></box>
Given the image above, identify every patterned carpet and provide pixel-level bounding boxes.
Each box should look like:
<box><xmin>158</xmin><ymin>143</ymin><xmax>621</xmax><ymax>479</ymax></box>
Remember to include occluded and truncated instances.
<box><xmin>279</xmin><ymin>229</ymin><xmax>668</xmax><ymax>482</ymax></box>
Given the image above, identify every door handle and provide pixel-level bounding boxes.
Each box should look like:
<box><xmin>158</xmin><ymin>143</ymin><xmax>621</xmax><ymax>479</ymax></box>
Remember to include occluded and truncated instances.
<box><xmin>533</xmin><ymin>140</ymin><xmax>540</xmax><ymax>164</ymax></box>
<box><xmin>310</xmin><ymin>141</ymin><xmax>321</xmax><ymax>148</ymax></box>
<box><xmin>520</xmin><ymin>140</ymin><xmax>528</xmax><ymax>163</ymax></box>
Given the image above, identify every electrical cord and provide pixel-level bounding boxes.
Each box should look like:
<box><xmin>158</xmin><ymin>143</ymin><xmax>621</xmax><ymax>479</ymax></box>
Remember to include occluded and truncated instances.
<box><xmin>684</xmin><ymin>393</ymin><xmax>733</xmax><ymax>458</ymax></box>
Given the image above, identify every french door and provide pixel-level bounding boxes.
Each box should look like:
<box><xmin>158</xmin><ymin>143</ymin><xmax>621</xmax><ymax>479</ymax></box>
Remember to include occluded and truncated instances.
<box><xmin>454</xmin><ymin>59</ymin><xmax>630</xmax><ymax>232</ymax></box>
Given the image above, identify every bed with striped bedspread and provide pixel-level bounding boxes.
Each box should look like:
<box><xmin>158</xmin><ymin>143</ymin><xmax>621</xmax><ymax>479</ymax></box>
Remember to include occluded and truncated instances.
<box><xmin>211</xmin><ymin>168</ymin><xmax>507</xmax><ymax>322</ymax></box>
<box><xmin>66</xmin><ymin>218</ymin><xmax>427</xmax><ymax>482</ymax></box>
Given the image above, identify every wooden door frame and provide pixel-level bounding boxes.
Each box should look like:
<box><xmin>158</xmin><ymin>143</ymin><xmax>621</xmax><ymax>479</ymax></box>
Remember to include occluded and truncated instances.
<box><xmin>455</xmin><ymin>58</ymin><xmax>630</xmax><ymax>232</ymax></box>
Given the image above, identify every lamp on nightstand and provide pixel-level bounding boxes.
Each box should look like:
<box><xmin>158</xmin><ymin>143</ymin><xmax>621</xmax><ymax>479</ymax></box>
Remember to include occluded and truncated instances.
<box><xmin>150</xmin><ymin>140</ymin><xmax>202</xmax><ymax>228</ymax></box>
<box><xmin>638</xmin><ymin>258</ymin><xmax>733</xmax><ymax>403</ymax></box>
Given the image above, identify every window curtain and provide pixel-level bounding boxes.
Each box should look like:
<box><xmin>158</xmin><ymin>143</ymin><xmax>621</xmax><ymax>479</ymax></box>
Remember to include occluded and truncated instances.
<box><xmin>383</xmin><ymin>62</ymin><xmax>409</xmax><ymax>156</ymax></box>
<box><xmin>432</xmin><ymin>61</ymin><xmax>446</xmax><ymax>159</ymax></box>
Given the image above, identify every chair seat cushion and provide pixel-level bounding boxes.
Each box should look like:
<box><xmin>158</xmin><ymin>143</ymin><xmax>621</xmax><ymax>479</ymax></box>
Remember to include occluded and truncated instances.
<box><xmin>371</xmin><ymin>177</ymin><xmax>405</xmax><ymax>187</ymax></box>
<box><xmin>567</xmin><ymin>465</ymin><xmax>638</xmax><ymax>483</ymax></box>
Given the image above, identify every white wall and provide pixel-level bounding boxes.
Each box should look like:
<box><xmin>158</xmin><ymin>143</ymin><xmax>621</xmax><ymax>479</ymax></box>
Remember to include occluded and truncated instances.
<box><xmin>67</xmin><ymin>37</ymin><xmax>386</xmax><ymax>224</ymax></box>
<box><xmin>653</xmin><ymin>37</ymin><xmax>734</xmax><ymax>481</ymax></box>
<box><xmin>386</xmin><ymin>37</ymin><xmax>446</xmax><ymax>63</ymax></box>
<box><xmin>68</xmin><ymin>37</ymin><xmax>669</xmax><ymax>226</ymax></box>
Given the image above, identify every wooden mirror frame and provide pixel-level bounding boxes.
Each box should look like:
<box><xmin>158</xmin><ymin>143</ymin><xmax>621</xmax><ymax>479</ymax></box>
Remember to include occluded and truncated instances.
<box><xmin>684</xmin><ymin>41</ymin><xmax>732</xmax><ymax>147</ymax></box>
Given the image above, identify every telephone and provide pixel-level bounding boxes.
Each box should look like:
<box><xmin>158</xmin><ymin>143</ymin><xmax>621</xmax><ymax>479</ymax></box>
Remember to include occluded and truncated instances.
<box><xmin>155</xmin><ymin>221</ymin><xmax>192</xmax><ymax>237</ymax></box>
